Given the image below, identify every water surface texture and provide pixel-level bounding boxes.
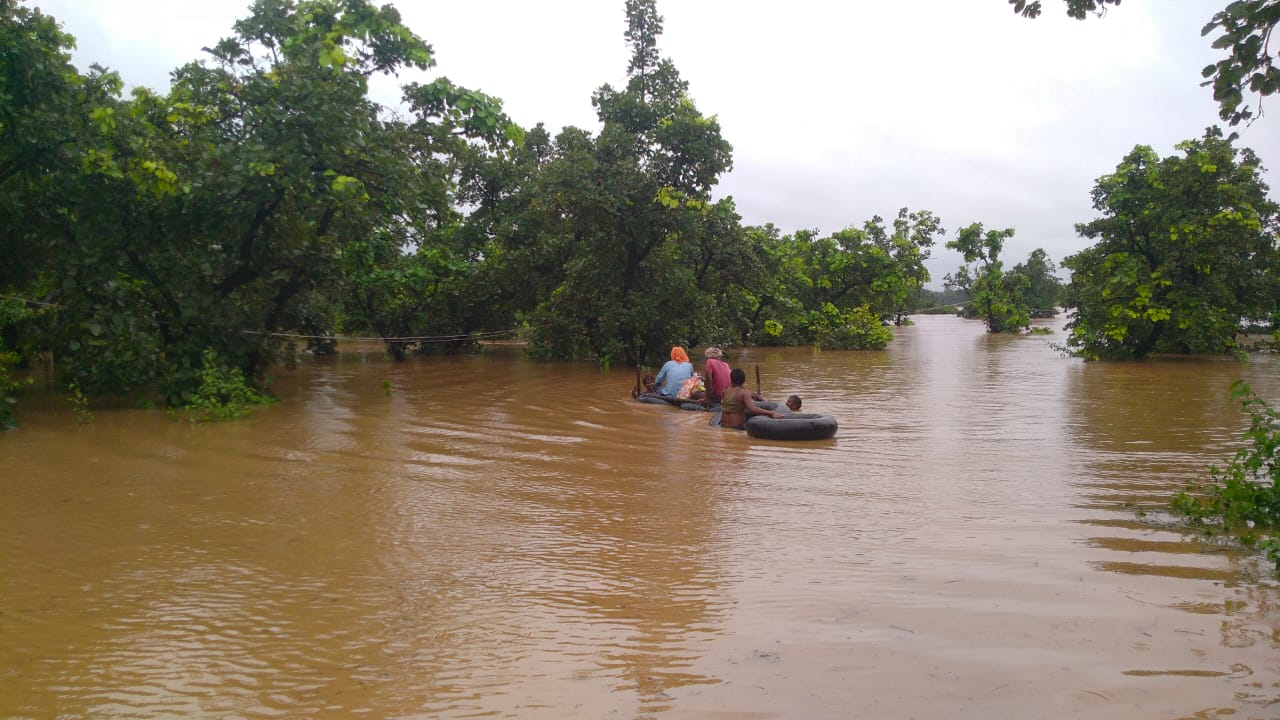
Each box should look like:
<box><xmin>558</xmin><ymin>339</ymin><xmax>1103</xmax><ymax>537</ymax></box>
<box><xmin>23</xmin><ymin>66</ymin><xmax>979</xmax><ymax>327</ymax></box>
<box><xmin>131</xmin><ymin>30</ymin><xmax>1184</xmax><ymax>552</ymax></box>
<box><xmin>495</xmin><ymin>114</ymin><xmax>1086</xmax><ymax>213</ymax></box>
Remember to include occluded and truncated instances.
<box><xmin>3</xmin><ymin>315</ymin><xmax>1279</xmax><ymax>719</ymax></box>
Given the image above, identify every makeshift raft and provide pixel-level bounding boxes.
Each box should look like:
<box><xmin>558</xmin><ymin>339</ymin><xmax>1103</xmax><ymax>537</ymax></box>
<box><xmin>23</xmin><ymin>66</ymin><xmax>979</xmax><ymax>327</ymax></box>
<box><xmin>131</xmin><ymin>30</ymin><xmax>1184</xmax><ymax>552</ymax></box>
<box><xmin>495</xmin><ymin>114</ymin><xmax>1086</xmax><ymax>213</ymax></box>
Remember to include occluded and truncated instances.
<box><xmin>635</xmin><ymin>393</ymin><xmax>713</xmax><ymax>412</ymax></box>
<box><xmin>637</xmin><ymin>394</ymin><xmax>838</xmax><ymax>440</ymax></box>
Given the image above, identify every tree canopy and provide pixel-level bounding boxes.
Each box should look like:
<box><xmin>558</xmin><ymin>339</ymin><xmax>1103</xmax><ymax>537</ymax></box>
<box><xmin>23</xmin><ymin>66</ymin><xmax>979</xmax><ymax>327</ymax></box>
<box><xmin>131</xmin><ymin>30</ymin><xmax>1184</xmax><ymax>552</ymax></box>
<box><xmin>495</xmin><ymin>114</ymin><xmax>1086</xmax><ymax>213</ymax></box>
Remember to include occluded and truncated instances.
<box><xmin>5</xmin><ymin>0</ymin><xmax>1278</xmax><ymax>427</ymax></box>
<box><xmin>1</xmin><ymin>0</ymin><xmax>956</xmax><ymax>421</ymax></box>
<box><xmin>1062</xmin><ymin>127</ymin><xmax>1280</xmax><ymax>359</ymax></box>
<box><xmin>945</xmin><ymin>223</ymin><xmax>1031</xmax><ymax>334</ymax></box>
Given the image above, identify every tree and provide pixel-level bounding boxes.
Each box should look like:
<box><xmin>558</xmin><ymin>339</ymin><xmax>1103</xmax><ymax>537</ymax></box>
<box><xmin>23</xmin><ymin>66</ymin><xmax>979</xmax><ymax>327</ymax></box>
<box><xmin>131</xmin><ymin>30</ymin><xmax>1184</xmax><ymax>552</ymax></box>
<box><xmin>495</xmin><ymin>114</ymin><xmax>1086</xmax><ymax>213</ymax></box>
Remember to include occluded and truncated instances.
<box><xmin>339</xmin><ymin>77</ymin><xmax>521</xmax><ymax>360</ymax></box>
<box><xmin>1012</xmin><ymin>0</ymin><xmax>1280</xmax><ymax>125</ymax></box>
<box><xmin>803</xmin><ymin>209</ymin><xmax>942</xmax><ymax>320</ymax></box>
<box><xmin>0</xmin><ymin>0</ymin><xmax>121</xmax><ymax>362</ymax></box>
<box><xmin>1062</xmin><ymin>127</ymin><xmax>1280</xmax><ymax>359</ymax></box>
<box><xmin>904</xmin><ymin>286</ymin><xmax>970</xmax><ymax>313</ymax></box>
<box><xmin>14</xmin><ymin>0</ymin><xmax>457</xmax><ymax>402</ymax></box>
<box><xmin>1007</xmin><ymin>248</ymin><xmax>1064</xmax><ymax>315</ymax></box>
<box><xmin>750</xmin><ymin>210</ymin><xmax>943</xmax><ymax>348</ymax></box>
<box><xmin>516</xmin><ymin>0</ymin><xmax>734</xmax><ymax>365</ymax></box>
<box><xmin>946</xmin><ymin>223</ymin><xmax>1031</xmax><ymax>333</ymax></box>
<box><xmin>676</xmin><ymin>197</ymin><xmax>773</xmax><ymax>349</ymax></box>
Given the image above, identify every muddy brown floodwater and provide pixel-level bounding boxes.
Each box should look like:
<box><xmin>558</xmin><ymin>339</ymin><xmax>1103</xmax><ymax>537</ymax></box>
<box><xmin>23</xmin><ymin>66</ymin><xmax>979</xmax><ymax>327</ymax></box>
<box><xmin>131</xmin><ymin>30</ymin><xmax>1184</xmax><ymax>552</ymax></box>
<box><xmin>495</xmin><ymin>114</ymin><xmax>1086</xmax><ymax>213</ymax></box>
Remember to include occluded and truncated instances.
<box><xmin>3</xmin><ymin>315</ymin><xmax>1279</xmax><ymax>719</ymax></box>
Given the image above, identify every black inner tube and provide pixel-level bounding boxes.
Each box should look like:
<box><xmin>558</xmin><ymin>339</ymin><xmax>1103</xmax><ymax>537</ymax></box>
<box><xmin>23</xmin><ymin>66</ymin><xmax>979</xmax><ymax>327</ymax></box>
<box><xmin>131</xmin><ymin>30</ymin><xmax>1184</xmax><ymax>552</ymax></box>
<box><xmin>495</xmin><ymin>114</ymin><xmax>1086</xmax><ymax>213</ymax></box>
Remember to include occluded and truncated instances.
<box><xmin>745</xmin><ymin>412</ymin><xmax>838</xmax><ymax>440</ymax></box>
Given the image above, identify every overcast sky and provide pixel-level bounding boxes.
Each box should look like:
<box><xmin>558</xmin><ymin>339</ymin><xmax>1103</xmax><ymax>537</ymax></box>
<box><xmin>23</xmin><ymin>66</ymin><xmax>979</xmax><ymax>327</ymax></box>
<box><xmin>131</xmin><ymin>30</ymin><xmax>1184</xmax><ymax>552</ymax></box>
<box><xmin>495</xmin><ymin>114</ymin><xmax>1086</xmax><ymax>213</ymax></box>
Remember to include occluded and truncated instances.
<box><xmin>33</xmin><ymin>0</ymin><xmax>1280</xmax><ymax>286</ymax></box>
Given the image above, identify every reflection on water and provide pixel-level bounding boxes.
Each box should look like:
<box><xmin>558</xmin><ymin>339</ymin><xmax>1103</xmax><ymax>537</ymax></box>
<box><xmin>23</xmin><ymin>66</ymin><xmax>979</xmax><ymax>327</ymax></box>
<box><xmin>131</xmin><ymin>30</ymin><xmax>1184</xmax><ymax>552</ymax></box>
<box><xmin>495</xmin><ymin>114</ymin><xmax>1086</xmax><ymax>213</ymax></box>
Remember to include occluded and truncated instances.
<box><xmin>2</xmin><ymin>315</ymin><xmax>1279</xmax><ymax>719</ymax></box>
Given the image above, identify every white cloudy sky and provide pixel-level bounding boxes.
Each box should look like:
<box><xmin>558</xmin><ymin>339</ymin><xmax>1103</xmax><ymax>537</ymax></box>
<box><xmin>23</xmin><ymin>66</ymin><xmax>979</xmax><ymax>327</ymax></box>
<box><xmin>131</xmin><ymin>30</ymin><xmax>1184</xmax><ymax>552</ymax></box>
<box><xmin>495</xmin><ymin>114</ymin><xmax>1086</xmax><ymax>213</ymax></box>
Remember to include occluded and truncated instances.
<box><xmin>34</xmin><ymin>0</ymin><xmax>1280</xmax><ymax>286</ymax></box>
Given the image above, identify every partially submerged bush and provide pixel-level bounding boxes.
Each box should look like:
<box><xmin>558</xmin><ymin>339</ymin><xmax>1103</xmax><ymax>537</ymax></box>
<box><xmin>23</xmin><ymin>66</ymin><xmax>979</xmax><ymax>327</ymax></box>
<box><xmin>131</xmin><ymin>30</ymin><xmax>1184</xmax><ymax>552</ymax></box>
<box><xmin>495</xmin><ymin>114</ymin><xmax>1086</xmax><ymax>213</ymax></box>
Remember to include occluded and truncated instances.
<box><xmin>810</xmin><ymin>304</ymin><xmax>894</xmax><ymax>350</ymax></box>
<box><xmin>180</xmin><ymin>349</ymin><xmax>274</xmax><ymax>421</ymax></box>
<box><xmin>0</xmin><ymin>351</ymin><xmax>32</xmax><ymax>430</ymax></box>
<box><xmin>1171</xmin><ymin>381</ymin><xmax>1280</xmax><ymax>570</ymax></box>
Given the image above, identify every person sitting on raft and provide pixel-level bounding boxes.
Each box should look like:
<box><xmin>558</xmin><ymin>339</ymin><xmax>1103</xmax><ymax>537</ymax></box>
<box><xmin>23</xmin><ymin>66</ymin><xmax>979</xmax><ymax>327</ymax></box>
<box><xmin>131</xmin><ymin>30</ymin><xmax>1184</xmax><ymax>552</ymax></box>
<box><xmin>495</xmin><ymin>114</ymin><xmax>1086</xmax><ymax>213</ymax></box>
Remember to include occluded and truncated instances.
<box><xmin>786</xmin><ymin>395</ymin><xmax>802</xmax><ymax>412</ymax></box>
<box><xmin>719</xmin><ymin>368</ymin><xmax>785</xmax><ymax>429</ymax></box>
<box><xmin>653</xmin><ymin>346</ymin><xmax>694</xmax><ymax>398</ymax></box>
<box><xmin>703</xmin><ymin>346</ymin><xmax>731</xmax><ymax>403</ymax></box>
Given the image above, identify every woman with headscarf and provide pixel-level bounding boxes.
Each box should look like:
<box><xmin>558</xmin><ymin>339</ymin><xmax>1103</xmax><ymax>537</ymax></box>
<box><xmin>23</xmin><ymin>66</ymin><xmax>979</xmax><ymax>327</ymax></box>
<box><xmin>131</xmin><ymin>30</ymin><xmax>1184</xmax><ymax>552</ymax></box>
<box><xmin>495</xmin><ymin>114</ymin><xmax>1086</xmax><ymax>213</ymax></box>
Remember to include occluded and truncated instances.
<box><xmin>653</xmin><ymin>346</ymin><xmax>694</xmax><ymax>398</ymax></box>
<box><xmin>702</xmin><ymin>347</ymin><xmax>731</xmax><ymax>403</ymax></box>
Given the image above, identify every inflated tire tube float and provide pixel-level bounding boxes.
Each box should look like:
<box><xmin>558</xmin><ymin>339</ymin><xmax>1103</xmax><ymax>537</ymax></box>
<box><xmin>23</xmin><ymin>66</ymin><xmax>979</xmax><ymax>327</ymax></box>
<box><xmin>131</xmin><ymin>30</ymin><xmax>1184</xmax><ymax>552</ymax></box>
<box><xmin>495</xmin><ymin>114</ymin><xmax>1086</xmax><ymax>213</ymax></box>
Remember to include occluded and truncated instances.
<box><xmin>637</xmin><ymin>394</ymin><xmax>712</xmax><ymax>411</ymax></box>
<box><xmin>745</xmin><ymin>412</ymin><xmax>838</xmax><ymax>441</ymax></box>
<box><xmin>680</xmin><ymin>402</ymin><xmax>712</xmax><ymax>412</ymax></box>
<box><xmin>637</xmin><ymin>394</ymin><xmax>676</xmax><ymax>405</ymax></box>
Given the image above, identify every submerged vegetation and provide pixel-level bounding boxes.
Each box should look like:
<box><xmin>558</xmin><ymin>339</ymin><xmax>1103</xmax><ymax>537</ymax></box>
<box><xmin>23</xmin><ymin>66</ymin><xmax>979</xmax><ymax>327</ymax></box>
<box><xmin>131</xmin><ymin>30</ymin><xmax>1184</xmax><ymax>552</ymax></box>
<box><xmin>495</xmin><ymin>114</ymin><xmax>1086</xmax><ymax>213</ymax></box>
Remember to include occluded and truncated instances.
<box><xmin>0</xmin><ymin>0</ymin><xmax>954</xmax><ymax>423</ymax></box>
<box><xmin>179</xmin><ymin>350</ymin><xmax>275</xmax><ymax>422</ymax></box>
<box><xmin>0</xmin><ymin>352</ymin><xmax>30</xmax><ymax>430</ymax></box>
<box><xmin>0</xmin><ymin>0</ymin><xmax>1277</xmax><ymax>426</ymax></box>
<box><xmin>1171</xmin><ymin>382</ymin><xmax>1280</xmax><ymax>572</ymax></box>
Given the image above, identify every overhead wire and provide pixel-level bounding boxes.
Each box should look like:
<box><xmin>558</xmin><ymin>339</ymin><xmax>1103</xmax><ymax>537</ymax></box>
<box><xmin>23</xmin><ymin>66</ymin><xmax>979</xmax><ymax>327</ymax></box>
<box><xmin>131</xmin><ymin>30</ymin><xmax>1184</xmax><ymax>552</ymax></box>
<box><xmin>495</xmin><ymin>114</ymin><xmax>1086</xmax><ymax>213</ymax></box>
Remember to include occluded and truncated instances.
<box><xmin>0</xmin><ymin>293</ymin><xmax>522</xmax><ymax>344</ymax></box>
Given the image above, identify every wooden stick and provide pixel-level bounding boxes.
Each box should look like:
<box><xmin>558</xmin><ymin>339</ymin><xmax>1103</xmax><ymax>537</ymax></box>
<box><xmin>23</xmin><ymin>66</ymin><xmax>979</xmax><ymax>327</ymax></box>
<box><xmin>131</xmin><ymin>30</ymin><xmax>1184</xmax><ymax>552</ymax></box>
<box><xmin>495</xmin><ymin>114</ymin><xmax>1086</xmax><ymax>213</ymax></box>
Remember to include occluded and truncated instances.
<box><xmin>755</xmin><ymin>365</ymin><xmax>761</xmax><ymax>396</ymax></box>
<box><xmin>633</xmin><ymin>365</ymin><xmax>641</xmax><ymax>398</ymax></box>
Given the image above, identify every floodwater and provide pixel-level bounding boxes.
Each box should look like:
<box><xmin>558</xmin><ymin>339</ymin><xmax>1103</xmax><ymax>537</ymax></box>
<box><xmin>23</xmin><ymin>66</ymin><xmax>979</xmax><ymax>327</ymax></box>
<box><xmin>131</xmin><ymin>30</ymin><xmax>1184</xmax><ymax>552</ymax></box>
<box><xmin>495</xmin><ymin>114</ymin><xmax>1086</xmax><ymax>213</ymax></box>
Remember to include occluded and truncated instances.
<box><xmin>2</xmin><ymin>315</ymin><xmax>1279</xmax><ymax>719</ymax></box>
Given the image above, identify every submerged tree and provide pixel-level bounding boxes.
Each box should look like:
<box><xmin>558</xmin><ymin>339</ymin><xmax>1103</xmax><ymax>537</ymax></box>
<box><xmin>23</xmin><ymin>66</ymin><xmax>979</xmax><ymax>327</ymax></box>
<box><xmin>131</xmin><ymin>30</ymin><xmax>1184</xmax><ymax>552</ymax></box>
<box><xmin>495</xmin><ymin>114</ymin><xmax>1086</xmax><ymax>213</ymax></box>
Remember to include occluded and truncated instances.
<box><xmin>1008</xmin><ymin>248</ymin><xmax>1064</xmax><ymax>315</ymax></box>
<box><xmin>1063</xmin><ymin>128</ymin><xmax>1279</xmax><ymax>359</ymax></box>
<box><xmin>752</xmin><ymin>210</ymin><xmax>943</xmax><ymax>349</ymax></box>
<box><xmin>339</xmin><ymin>78</ymin><xmax>520</xmax><ymax>361</ymax></box>
<box><xmin>46</xmin><ymin>0</ymin><xmax>442</xmax><ymax>400</ymax></box>
<box><xmin>3</xmin><ymin>0</ymin><xmax>519</xmax><ymax>403</ymax></box>
<box><xmin>517</xmin><ymin>0</ymin><xmax>734</xmax><ymax>365</ymax></box>
<box><xmin>946</xmin><ymin>223</ymin><xmax>1030</xmax><ymax>333</ymax></box>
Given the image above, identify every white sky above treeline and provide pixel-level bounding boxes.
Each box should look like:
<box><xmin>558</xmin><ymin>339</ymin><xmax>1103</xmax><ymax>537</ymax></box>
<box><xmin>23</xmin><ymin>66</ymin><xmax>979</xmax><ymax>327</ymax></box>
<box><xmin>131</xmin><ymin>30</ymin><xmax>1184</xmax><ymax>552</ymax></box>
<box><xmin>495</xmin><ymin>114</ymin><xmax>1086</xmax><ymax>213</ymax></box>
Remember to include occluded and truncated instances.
<box><xmin>34</xmin><ymin>0</ymin><xmax>1280</xmax><ymax>286</ymax></box>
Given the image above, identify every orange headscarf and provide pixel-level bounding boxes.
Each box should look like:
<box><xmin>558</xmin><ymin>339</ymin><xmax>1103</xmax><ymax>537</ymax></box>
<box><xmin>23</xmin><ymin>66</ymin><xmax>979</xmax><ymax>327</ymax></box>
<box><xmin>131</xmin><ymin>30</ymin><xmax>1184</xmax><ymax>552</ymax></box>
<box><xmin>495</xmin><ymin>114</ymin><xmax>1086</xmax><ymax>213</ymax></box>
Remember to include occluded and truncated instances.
<box><xmin>670</xmin><ymin>346</ymin><xmax>689</xmax><ymax>363</ymax></box>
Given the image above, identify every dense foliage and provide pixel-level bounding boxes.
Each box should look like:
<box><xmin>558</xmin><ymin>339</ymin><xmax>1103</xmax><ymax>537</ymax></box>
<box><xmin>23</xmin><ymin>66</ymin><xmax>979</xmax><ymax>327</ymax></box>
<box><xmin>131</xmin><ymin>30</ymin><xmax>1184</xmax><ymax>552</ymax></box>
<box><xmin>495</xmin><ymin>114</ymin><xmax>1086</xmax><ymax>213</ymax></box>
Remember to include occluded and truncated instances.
<box><xmin>0</xmin><ymin>0</ymin><xmax>495</xmax><ymax>402</ymax></box>
<box><xmin>0</xmin><ymin>0</ymin><xmax>952</xmax><ymax>422</ymax></box>
<box><xmin>1172</xmin><ymin>381</ymin><xmax>1280</xmax><ymax>571</ymax></box>
<box><xmin>1008</xmin><ymin>248</ymin><xmax>1064</xmax><ymax>315</ymax></box>
<box><xmin>3</xmin><ymin>0</ymin><xmax>1279</xmax><ymax>427</ymax></box>
<box><xmin>496</xmin><ymin>0</ymin><xmax>735</xmax><ymax>365</ymax></box>
<box><xmin>1062</xmin><ymin>128</ymin><xmax>1280</xmax><ymax>360</ymax></box>
<box><xmin>749</xmin><ymin>209</ymin><xmax>943</xmax><ymax>350</ymax></box>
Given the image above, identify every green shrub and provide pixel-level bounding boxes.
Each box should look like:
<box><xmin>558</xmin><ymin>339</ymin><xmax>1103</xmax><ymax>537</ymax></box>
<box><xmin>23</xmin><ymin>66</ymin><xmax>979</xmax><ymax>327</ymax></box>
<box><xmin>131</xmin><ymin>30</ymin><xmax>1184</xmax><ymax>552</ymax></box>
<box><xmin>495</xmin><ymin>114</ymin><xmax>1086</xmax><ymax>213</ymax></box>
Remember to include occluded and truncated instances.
<box><xmin>810</xmin><ymin>304</ymin><xmax>893</xmax><ymax>350</ymax></box>
<box><xmin>66</xmin><ymin>381</ymin><xmax>92</xmax><ymax>424</ymax></box>
<box><xmin>1171</xmin><ymin>381</ymin><xmax>1280</xmax><ymax>570</ymax></box>
<box><xmin>180</xmin><ymin>349</ymin><xmax>274</xmax><ymax>421</ymax></box>
<box><xmin>0</xmin><ymin>352</ymin><xmax>32</xmax><ymax>430</ymax></box>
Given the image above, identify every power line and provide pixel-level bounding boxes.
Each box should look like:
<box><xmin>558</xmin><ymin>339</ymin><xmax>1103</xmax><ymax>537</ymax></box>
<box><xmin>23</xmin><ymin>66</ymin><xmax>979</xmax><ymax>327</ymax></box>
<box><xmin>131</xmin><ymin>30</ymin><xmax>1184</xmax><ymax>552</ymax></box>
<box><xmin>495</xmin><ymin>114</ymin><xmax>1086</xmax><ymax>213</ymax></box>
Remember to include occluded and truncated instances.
<box><xmin>0</xmin><ymin>293</ymin><xmax>63</xmax><ymax>309</ymax></box>
<box><xmin>239</xmin><ymin>328</ymin><xmax>521</xmax><ymax>343</ymax></box>
<box><xmin>0</xmin><ymin>293</ymin><xmax>522</xmax><ymax>344</ymax></box>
